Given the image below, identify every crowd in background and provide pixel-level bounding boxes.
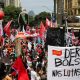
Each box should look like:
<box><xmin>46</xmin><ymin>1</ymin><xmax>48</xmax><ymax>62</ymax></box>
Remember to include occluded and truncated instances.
<box><xmin>0</xmin><ymin>8</ymin><xmax>80</xmax><ymax>80</ymax></box>
<box><xmin>0</xmin><ymin>27</ymin><xmax>47</xmax><ymax>80</ymax></box>
<box><xmin>0</xmin><ymin>26</ymin><xmax>80</xmax><ymax>80</ymax></box>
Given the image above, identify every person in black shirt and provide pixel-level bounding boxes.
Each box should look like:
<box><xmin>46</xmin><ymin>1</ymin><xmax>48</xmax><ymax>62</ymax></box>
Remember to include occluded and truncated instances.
<box><xmin>0</xmin><ymin>62</ymin><xmax>6</xmax><ymax>80</ymax></box>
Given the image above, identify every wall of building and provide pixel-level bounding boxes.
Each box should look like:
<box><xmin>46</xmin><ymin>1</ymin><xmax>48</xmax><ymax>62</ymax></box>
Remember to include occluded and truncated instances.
<box><xmin>55</xmin><ymin>0</ymin><xmax>80</xmax><ymax>26</ymax></box>
<box><xmin>14</xmin><ymin>0</ymin><xmax>21</xmax><ymax>7</ymax></box>
<box><xmin>4</xmin><ymin>0</ymin><xmax>21</xmax><ymax>7</ymax></box>
<box><xmin>64</xmin><ymin>0</ymin><xmax>80</xmax><ymax>15</ymax></box>
<box><xmin>0</xmin><ymin>0</ymin><xmax>4</xmax><ymax>8</ymax></box>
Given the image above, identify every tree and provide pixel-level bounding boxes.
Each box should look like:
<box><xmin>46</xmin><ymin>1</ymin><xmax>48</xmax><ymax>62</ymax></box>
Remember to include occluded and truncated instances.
<box><xmin>34</xmin><ymin>11</ymin><xmax>51</xmax><ymax>26</ymax></box>
<box><xmin>27</xmin><ymin>10</ymin><xmax>35</xmax><ymax>27</ymax></box>
<box><xmin>29</xmin><ymin>16</ymin><xmax>35</xmax><ymax>27</ymax></box>
<box><xmin>28</xmin><ymin>10</ymin><xmax>35</xmax><ymax>16</ymax></box>
<box><xmin>3</xmin><ymin>5</ymin><xmax>21</xmax><ymax>28</ymax></box>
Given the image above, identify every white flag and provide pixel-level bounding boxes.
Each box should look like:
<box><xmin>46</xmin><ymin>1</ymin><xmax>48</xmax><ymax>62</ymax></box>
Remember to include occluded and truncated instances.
<box><xmin>0</xmin><ymin>20</ymin><xmax>3</xmax><ymax>36</ymax></box>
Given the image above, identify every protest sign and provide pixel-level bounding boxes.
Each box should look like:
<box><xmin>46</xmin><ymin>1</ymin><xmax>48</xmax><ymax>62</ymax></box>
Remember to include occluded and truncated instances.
<box><xmin>47</xmin><ymin>46</ymin><xmax>80</xmax><ymax>80</ymax></box>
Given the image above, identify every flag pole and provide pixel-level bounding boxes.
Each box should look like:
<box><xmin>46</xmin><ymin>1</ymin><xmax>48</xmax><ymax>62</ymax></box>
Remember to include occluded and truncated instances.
<box><xmin>0</xmin><ymin>20</ymin><xmax>4</xmax><ymax>58</ymax></box>
<box><xmin>64</xmin><ymin>12</ymin><xmax>68</xmax><ymax>46</ymax></box>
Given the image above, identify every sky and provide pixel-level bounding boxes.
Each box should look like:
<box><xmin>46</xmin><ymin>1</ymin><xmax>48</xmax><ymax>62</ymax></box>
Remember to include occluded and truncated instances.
<box><xmin>20</xmin><ymin>0</ymin><xmax>54</xmax><ymax>14</ymax></box>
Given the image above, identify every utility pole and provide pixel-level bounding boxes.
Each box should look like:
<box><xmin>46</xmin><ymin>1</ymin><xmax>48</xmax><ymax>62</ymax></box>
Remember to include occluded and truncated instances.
<box><xmin>54</xmin><ymin>0</ymin><xmax>57</xmax><ymax>18</ymax></box>
<box><xmin>53</xmin><ymin>0</ymin><xmax>64</xmax><ymax>26</ymax></box>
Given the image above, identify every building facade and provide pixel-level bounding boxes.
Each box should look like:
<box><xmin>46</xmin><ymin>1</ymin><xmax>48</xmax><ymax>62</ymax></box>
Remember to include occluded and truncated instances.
<box><xmin>64</xmin><ymin>0</ymin><xmax>80</xmax><ymax>15</ymax></box>
<box><xmin>4</xmin><ymin>0</ymin><xmax>21</xmax><ymax>7</ymax></box>
<box><xmin>54</xmin><ymin>0</ymin><xmax>64</xmax><ymax>26</ymax></box>
<box><xmin>55</xmin><ymin>0</ymin><xmax>80</xmax><ymax>17</ymax></box>
<box><xmin>54</xmin><ymin>0</ymin><xmax>80</xmax><ymax>26</ymax></box>
<box><xmin>0</xmin><ymin>0</ymin><xmax>4</xmax><ymax>8</ymax></box>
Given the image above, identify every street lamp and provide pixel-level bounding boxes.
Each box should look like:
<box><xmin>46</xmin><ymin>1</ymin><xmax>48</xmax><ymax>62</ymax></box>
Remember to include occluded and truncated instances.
<box><xmin>42</xmin><ymin>6</ymin><xmax>53</xmax><ymax>16</ymax></box>
<box><xmin>42</xmin><ymin>6</ymin><xmax>53</xmax><ymax>26</ymax></box>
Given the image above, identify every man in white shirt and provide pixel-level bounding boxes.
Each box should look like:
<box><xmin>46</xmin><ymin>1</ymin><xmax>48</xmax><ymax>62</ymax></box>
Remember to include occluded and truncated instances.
<box><xmin>31</xmin><ymin>67</ymin><xmax>37</xmax><ymax>80</ymax></box>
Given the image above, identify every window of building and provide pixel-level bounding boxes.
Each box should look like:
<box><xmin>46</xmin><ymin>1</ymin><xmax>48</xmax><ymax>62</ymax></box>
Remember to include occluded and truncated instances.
<box><xmin>78</xmin><ymin>0</ymin><xmax>80</xmax><ymax>5</ymax></box>
<box><xmin>78</xmin><ymin>9</ymin><xmax>80</xmax><ymax>14</ymax></box>
<box><xmin>78</xmin><ymin>0</ymin><xmax>80</xmax><ymax>14</ymax></box>
<box><xmin>10</xmin><ymin>0</ymin><xmax>14</xmax><ymax>6</ymax></box>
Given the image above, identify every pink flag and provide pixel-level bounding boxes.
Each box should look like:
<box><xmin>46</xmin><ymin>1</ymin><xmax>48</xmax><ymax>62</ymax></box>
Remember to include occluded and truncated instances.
<box><xmin>4</xmin><ymin>20</ymin><xmax>12</xmax><ymax>37</ymax></box>
<box><xmin>46</xmin><ymin>18</ymin><xmax>50</xmax><ymax>28</ymax></box>
<box><xmin>53</xmin><ymin>21</ymin><xmax>57</xmax><ymax>28</ymax></box>
<box><xmin>39</xmin><ymin>21</ymin><xmax>46</xmax><ymax>38</ymax></box>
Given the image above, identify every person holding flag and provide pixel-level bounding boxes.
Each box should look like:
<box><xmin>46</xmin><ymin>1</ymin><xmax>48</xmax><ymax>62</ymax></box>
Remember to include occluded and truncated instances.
<box><xmin>4</xmin><ymin>56</ymin><xmax>30</xmax><ymax>80</ymax></box>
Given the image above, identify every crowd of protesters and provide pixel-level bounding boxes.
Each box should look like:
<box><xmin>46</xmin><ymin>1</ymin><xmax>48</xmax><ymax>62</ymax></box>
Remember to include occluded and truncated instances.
<box><xmin>0</xmin><ymin>27</ymin><xmax>47</xmax><ymax>80</ymax></box>
<box><xmin>0</xmin><ymin>26</ymin><xmax>80</xmax><ymax>80</ymax></box>
<box><xmin>0</xmin><ymin>8</ymin><xmax>80</xmax><ymax>80</ymax></box>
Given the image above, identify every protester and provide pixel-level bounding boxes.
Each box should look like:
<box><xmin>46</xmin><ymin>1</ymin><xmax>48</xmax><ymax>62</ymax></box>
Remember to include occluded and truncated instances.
<box><xmin>1</xmin><ymin>20</ymin><xmax>80</xmax><ymax>80</ymax></box>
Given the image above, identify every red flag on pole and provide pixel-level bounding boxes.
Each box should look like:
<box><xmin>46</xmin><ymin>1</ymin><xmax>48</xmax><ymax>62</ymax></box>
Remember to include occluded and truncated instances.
<box><xmin>39</xmin><ymin>21</ymin><xmax>46</xmax><ymax>38</ymax></box>
<box><xmin>12</xmin><ymin>56</ymin><xmax>29</xmax><ymax>80</ymax></box>
<box><xmin>4</xmin><ymin>20</ymin><xmax>12</xmax><ymax>37</ymax></box>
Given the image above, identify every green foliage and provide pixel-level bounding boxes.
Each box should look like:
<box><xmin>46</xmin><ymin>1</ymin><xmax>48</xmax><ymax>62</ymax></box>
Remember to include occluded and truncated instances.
<box><xmin>34</xmin><ymin>11</ymin><xmax>51</xmax><ymax>26</ymax></box>
<box><xmin>3</xmin><ymin>7</ymin><xmax>51</xmax><ymax>28</ymax></box>
<box><xmin>29</xmin><ymin>16</ymin><xmax>35</xmax><ymax>27</ymax></box>
<box><xmin>28</xmin><ymin>11</ymin><xmax>51</xmax><ymax>27</ymax></box>
<box><xmin>3</xmin><ymin>5</ymin><xmax>21</xmax><ymax>28</ymax></box>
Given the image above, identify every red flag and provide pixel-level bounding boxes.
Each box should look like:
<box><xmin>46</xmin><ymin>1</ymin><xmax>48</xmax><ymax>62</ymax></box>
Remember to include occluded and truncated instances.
<box><xmin>46</xmin><ymin>18</ymin><xmax>50</xmax><ymax>28</ymax></box>
<box><xmin>39</xmin><ymin>21</ymin><xmax>46</xmax><ymax>38</ymax></box>
<box><xmin>12</xmin><ymin>56</ymin><xmax>29</xmax><ymax>80</ymax></box>
<box><xmin>52</xmin><ymin>50</ymin><xmax>62</xmax><ymax>56</ymax></box>
<box><xmin>0</xmin><ymin>36</ymin><xmax>4</xmax><ymax>46</ymax></box>
<box><xmin>4</xmin><ymin>20</ymin><xmax>12</xmax><ymax>37</ymax></box>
